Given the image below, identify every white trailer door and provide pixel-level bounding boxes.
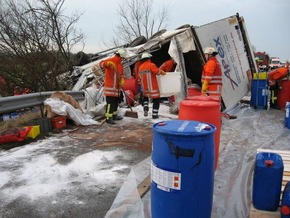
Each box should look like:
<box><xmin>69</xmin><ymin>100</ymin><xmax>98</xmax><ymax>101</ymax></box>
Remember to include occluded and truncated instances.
<box><xmin>195</xmin><ymin>15</ymin><xmax>253</xmax><ymax>110</ymax></box>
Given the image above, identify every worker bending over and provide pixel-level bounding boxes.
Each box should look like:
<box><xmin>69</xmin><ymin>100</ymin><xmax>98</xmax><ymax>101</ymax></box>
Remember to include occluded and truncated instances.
<box><xmin>268</xmin><ymin>62</ymin><xmax>289</xmax><ymax>108</ymax></box>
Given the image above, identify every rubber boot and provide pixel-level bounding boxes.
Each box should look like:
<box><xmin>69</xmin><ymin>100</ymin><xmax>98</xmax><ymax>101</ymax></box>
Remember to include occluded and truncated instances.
<box><xmin>113</xmin><ymin>115</ymin><xmax>123</xmax><ymax>120</ymax></box>
<box><xmin>106</xmin><ymin>118</ymin><xmax>116</xmax><ymax>125</ymax></box>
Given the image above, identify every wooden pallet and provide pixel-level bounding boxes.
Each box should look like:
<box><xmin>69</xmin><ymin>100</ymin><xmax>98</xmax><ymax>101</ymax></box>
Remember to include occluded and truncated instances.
<box><xmin>249</xmin><ymin>149</ymin><xmax>290</xmax><ymax>217</ymax></box>
<box><xmin>249</xmin><ymin>207</ymin><xmax>279</xmax><ymax>218</ymax></box>
<box><xmin>137</xmin><ymin>175</ymin><xmax>151</xmax><ymax>198</ymax></box>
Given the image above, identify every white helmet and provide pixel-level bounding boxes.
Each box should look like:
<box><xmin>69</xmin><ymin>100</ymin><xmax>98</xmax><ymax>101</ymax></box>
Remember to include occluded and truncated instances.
<box><xmin>116</xmin><ymin>49</ymin><xmax>127</xmax><ymax>58</ymax></box>
<box><xmin>203</xmin><ymin>47</ymin><xmax>218</xmax><ymax>55</ymax></box>
<box><xmin>141</xmin><ymin>52</ymin><xmax>152</xmax><ymax>59</ymax></box>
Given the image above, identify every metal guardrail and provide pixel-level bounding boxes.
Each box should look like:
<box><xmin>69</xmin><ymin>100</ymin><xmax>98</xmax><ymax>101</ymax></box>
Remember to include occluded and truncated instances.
<box><xmin>0</xmin><ymin>91</ymin><xmax>85</xmax><ymax>115</ymax></box>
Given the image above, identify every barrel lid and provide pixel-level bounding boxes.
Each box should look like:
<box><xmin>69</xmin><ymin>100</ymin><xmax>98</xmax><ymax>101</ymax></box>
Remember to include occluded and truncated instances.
<box><xmin>180</xmin><ymin>100</ymin><xmax>220</xmax><ymax>107</ymax></box>
<box><xmin>186</xmin><ymin>95</ymin><xmax>221</xmax><ymax>103</ymax></box>
<box><xmin>153</xmin><ymin>120</ymin><xmax>216</xmax><ymax>136</ymax></box>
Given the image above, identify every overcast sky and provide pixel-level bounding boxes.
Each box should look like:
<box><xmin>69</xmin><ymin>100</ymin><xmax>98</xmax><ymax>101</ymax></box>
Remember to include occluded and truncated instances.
<box><xmin>63</xmin><ymin>0</ymin><xmax>290</xmax><ymax>62</ymax></box>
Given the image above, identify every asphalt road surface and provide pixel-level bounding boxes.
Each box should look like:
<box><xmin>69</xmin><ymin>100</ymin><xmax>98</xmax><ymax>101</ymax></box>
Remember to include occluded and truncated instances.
<box><xmin>0</xmin><ymin>117</ymin><xmax>153</xmax><ymax>218</ymax></box>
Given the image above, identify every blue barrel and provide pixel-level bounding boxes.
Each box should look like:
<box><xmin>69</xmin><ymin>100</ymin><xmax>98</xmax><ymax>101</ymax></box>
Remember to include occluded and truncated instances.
<box><xmin>151</xmin><ymin>120</ymin><xmax>216</xmax><ymax>218</ymax></box>
<box><xmin>281</xmin><ymin>181</ymin><xmax>290</xmax><ymax>218</ymax></box>
<box><xmin>285</xmin><ymin>102</ymin><xmax>290</xmax><ymax>129</ymax></box>
<box><xmin>250</xmin><ymin>79</ymin><xmax>268</xmax><ymax>109</ymax></box>
<box><xmin>252</xmin><ymin>152</ymin><xmax>284</xmax><ymax>211</ymax></box>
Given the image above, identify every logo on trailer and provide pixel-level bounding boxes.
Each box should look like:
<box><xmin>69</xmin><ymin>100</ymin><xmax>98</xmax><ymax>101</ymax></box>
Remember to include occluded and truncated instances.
<box><xmin>214</xmin><ymin>36</ymin><xmax>238</xmax><ymax>90</ymax></box>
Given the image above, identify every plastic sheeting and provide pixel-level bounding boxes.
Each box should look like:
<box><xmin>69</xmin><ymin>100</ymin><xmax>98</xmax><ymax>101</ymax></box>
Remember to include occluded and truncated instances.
<box><xmin>44</xmin><ymin>98</ymin><xmax>100</xmax><ymax>126</ymax></box>
<box><xmin>81</xmin><ymin>86</ymin><xmax>106</xmax><ymax>117</ymax></box>
<box><xmin>105</xmin><ymin>102</ymin><xmax>290</xmax><ymax>218</ymax></box>
<box><xmin>104</xmin><ymin>158</ymin><xmax>151</xmax><ymax>218</ymax></box>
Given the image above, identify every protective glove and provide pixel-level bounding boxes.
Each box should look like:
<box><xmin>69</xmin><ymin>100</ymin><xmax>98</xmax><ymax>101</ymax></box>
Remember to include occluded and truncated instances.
<box><xmin>201</xmin><ymin>81</ymin><xmax>209</xmax><ymax>95</ymax></box>
<box><xmin>160</xmin><ymin>70</ymin><xmax>166</xmax><ymax>75</ymax></box>
<box><xmin>107</xmin><ymin>61</ymin><xmax>116</xmax><ymax>70</ymax></box>
<box><xmin>119</xmin><ymin>77</ymin><xmax>125</xmax><ymax>87</ymax></box>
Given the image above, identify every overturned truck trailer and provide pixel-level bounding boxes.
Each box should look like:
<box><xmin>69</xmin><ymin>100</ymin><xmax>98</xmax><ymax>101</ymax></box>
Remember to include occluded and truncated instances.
<box><xmin>73</xmin><ymin>13</ymin><xmax>256</xmax><ymax>112</ymax></box>
<box><xmin>194</xmin><ymin>13</ymin><xmax>257</xmax><ymax>110</ymax></box>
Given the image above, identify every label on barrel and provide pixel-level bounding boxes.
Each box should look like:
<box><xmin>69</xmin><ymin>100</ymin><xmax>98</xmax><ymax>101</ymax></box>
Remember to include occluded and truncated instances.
<box><xmin>151</xmin><ymin>162</ymin><xmax>181</xmax><ymax>192</ymax></box>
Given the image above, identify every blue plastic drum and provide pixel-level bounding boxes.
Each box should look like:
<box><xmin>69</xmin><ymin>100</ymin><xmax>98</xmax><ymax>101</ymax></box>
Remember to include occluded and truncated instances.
<box><xmin>252</xmin><ymin>152</ymin><xmax>284</xmax><ymax>211</ymax></box>
<box><xmin>151</xmin><ymin>120</ymin><xmax>216</xmax><ymax>218</ymax></box>
<box><xmin>250</xmin><ymin>79</ymin><xmax>268</xmax><ymax>109</ymax></box>
<box><xmin>281</xmin><ymin>181</ymin><xmax>290</xmax><ymax>218</ymax></box>
<box><xmin>285</xmin><ymin>102</ymin><xmax>290</xmax><ymax>129</ymax></box>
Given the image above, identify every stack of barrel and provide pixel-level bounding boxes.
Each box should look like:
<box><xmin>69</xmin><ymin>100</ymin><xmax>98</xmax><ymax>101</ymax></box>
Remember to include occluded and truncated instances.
<box><xmin>150</xmin><ymin>84</ymin><xmax>221</xmax><ymax>218</ymax></box>
<box><xmin>179</xmin><ymin>85</ymin><xmax>221</xmax><ymax>170</ymax></box>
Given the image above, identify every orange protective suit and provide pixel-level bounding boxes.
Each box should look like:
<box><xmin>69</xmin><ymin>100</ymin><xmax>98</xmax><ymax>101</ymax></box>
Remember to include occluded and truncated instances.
<box><xmin>159</xmin><ymin>59</ymin><xmax>176</xmax><ymax>72</ymax></box>
<box><xmin>268</xmin><ymin>67</ymin><xmax>289</xmax><ymax>86</ymax></box>
<box><xmin>99</xmin><ymin>54</ymin><xmax>124</xmax><ymax>123</ymax></box>
<box><xmin>99</xmin><ymin>54</ymin><xmax>124</xmax><ymax>97</ymax></box>
<box><xmin>133</xmin><ymin>60</ymin><xmax>143</xmax><ymax>85</ymax></box>
<box><xmin>201</xmin><ymin>56</ymin><xmax>223</xmax><ymax>97</ymax></box>
<box><xmin>138</xmin><ymin>59</ymin><xmax>162</xmax><ymax>99</ymax></box>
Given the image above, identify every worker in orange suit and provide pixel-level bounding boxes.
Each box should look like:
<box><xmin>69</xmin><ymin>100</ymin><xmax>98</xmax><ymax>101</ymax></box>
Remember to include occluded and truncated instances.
<box><xmin>201</xmin><ymin>47</ymin><xmax>223</xmax><ymax>98</ymax></box>
<box><xmin>268</xmin><ymin>62</ymin><xmax>289</xmax><ymax>86</ymax></box>
<box><xmin>98</xmin><ymin>49</ymin><xmax>127</xmax><ymax>124</ymax></box>
<box><xmin>268</xmin><ymin>62</ymin><xmax>289</xmax><ymax>108</ymax></box>
<box><xmin>159</xmin><ymin>57</ymin><xmax>176</xmax><ymax>72</ymax></box>
<box><xmin>138</xmin><ymin>52</ymin><xmax>166</xmax><ymax>119</ymax></box>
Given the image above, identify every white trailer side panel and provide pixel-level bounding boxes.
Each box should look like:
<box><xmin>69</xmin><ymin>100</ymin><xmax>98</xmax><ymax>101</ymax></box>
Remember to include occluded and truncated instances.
<box><xmin>195</xmin><ymin>16</ymin><xmax>252</xmax><ymax>110</ymax></box>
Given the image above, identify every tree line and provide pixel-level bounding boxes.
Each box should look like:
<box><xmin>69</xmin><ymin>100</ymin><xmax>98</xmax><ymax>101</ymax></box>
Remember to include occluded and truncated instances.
<box><xmin>0</xmin><ymin>0</ymin><xmax>167</xmax><ymax>96</ymax></box>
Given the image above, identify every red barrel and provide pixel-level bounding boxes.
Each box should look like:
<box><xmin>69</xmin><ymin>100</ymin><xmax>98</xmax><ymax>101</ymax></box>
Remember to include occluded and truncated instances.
<box><xmin>123</xmin><ymin>78</ymin><xmax>138</xmax><ymax>95</ymax></box>
<box><xmin>178</xmin><ymin>100</ymin><xmax>221</xmax><ymax>169</ymax></box>
<box><xmin>187</xmin><ymin>84</ymin><xmax>201</xmax><ymax>97</ymax></box>
<box><xmin>277</xmin><ymin>80</ymin><xmax>290</xmax><ymax>109</ymax></box>
<box><xmin>186</xmin><ymin>95</ymin><xmax>221</xmax><ymax>104</ymax></box>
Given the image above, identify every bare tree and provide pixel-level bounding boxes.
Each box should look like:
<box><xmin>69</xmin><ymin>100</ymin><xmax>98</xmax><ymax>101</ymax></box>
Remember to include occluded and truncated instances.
<box><xmin>0</xmin><ymin>0</ymin><xmax>83</xmax><ymax>95</ymax></box>
<box><xmin>111</xmin><ymin>0</ymin><xmax>168</xmax><ymax>46</ymax></box>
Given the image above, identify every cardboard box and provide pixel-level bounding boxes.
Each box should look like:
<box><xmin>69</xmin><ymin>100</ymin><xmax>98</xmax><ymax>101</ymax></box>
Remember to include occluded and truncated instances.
<box><xmin>50</xmin><ymin>116</ymin><xmax>67</xmax><ymax>129</ymax></box>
